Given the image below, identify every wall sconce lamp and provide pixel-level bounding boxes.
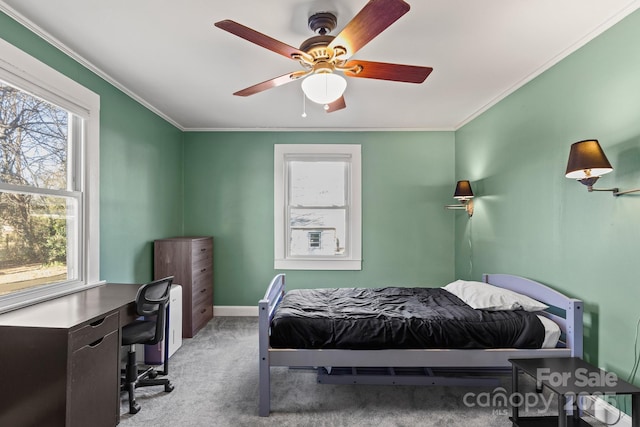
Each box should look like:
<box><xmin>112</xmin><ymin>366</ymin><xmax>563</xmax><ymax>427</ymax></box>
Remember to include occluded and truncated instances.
<box><xmin>565</xmin><ymin>139</ymin><xmax>640</xmax><ymax>196</ymax></box>
<box><xmin>445</xmin><ymin>180</ymin><xmax>474</xmax><ymax>217</ymax></box>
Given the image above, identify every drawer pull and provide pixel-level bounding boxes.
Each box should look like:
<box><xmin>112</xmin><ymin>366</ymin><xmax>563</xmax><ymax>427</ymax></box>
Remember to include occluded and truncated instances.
<box><xmin>200</xmin><ymin>248</ymin><xmax>206</xmax><ymax>252</ymax></box>
<box><xmin>201</xmin><ymin>268</ymin><xmax>207</xmax><ymax>272</ymax></box>
<box><xmin>90</xmin><ymin>318</ymin><xmax>105</xmax><ymax>327</ymax></box>
<box><xmin>200</xmin><ymin>308</ymin><xmax>206</xmax><ymax>314</ymax></box>
<box><xmin>200</xmin><ymin>288</ymin><xmax>206</xmax><ymax>293</ymax></box>
<box><xmin>88</xmin><ymin>337</ymin><xmax>104</xmax><ymax>348</ymax></box>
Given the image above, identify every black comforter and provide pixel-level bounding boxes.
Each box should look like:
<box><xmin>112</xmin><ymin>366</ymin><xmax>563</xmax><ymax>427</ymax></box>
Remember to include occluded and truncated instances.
<box><xmin>269</xmin><ymin>287</ymin><xmax>545</xmax><ymax>350</ymax></box>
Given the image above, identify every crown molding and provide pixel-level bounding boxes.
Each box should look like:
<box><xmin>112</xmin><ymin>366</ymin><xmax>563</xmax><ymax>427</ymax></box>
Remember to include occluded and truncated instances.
<box><xmin>456</xmin><ymin>0</ymin><xmax>640</xmax><ymax>130</ymax></box>
<box><xmin>0</xmin><ymin>1</ymin><xmax>185</xmax><ymax>131</ymax></box>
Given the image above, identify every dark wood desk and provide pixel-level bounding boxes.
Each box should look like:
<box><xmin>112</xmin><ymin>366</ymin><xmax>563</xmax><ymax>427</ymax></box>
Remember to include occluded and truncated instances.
<box><xmin>0</xmin><ymin>283</ymin><xmax>142</xmax><ymax>427</ymax></box>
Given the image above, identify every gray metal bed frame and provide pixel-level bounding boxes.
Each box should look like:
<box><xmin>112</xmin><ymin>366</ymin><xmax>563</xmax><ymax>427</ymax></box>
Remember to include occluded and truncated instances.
<box><xmin>258</xmin><ymin>273</ymin><xmax>583</xmax><ymax>416</ymax></box>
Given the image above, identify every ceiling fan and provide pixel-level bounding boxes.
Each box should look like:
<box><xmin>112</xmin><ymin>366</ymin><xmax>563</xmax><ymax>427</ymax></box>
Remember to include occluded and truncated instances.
<box><xmin>214</xmin><ymin>0</ymin><xmax>433</xmax><ymax>113</ymax></box>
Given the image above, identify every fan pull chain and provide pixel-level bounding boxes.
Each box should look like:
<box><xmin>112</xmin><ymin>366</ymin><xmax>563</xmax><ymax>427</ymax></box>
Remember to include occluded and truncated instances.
<box><xmin>301</xmin><ymin>91</ymin><xmax>307</xmax><ymax>118</ymax></box>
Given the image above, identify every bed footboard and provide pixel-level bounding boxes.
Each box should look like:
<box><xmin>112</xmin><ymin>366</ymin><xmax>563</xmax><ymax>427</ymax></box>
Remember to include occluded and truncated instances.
<box><xmin>258</xmin><ymin>273</ymin><xmax>285</xmax><ymax>417</ymax></box>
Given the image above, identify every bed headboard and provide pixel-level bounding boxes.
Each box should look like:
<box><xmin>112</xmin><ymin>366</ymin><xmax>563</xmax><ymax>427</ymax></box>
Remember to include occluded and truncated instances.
<box><xmin>483</xmin><ymin>273</ymin><xmax>583</xmax><ymax>358</ymax></box>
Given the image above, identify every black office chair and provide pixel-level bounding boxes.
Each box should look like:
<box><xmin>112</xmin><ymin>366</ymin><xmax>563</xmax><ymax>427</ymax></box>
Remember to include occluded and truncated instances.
<box><xmin>121</xmin><ymin>276</ymin><xmax>175</xmax><ymax>414</ymax></box>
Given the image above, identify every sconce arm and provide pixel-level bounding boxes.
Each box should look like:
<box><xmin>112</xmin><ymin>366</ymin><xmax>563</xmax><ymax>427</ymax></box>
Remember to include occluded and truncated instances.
<box><xmin>588</xmin><ymin>186</ymin><xmax>640</xmax><ymax>196</ymax></box>
<box><xmin>613</xmin><ymin>187</ymin><xmax>640</xmax><ymax>196</ymax></box>
<box><xmin>445</xmin><ymin>199</ymin><xmax>474</xmax><ymax>217</ymax></box>
<box><xmin>587</xmin><ymin>186</ymin><xmax>619</xmax><ymax>195</ymax></box>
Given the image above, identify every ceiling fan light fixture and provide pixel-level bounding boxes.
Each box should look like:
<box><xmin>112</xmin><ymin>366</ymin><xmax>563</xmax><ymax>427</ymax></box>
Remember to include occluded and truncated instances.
<box><xmin>216</xmin><ymin>0</ymin><xmax>432</xmax><ymax>114</ymax></box>
<box><xmin>301</xmin><ymin>72</ymin><xmax>347</xmax><ymax>105</ymax></box>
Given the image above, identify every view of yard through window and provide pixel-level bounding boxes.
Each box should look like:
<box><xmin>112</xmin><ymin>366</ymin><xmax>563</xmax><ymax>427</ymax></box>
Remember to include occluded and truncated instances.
<box><xmin>288</xmin><ymin>160</ymin><xmax>347</xmax><ymax>257</ymax></box>
<box><xmin>275</xmin><ymin>144</ymin><xmax>361</xmax><ymax>270</ymax></box>
<box><xmin>0</xmin><ymin>82</ymin><xmax>73</xmax><ymax>296</ymax></box>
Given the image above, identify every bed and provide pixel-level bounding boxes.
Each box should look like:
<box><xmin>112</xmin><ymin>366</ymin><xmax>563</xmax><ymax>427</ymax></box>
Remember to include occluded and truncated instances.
<box><xmin>258</xmin><ymin>273</ymin><xmax>583</xmax><ymax>416</ymax></box>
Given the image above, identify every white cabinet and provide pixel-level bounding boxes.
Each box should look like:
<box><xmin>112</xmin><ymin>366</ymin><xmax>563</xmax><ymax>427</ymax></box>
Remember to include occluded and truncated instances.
<box><xmin>167</xmin><ymin>284</ymin><xmax>182</xmax><ymax>357</ymax></box>
<box><xmin>144</xmin><ymin>284</ymin><xmax>183</xmax><ymax>364</ymax></box>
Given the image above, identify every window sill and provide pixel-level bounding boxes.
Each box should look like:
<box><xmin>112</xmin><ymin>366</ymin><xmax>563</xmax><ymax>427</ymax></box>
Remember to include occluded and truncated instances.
<box><xmin>274</xmin><ymin>259</ymin><xmax>362</xmax><ymax>271</ymax></box>
<box><xmin>0</xmin><ymin>280</ymin><xmax>106</xmax><ymax>315</ymax></box>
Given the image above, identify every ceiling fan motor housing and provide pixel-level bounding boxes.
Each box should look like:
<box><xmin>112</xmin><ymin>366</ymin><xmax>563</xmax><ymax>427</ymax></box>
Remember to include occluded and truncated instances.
<box><xmin>308</xmin><ymin>12</ymin><xmax>337</xmax><ymax>35</ymax></box>
<box><xmin>299</xmin><ymin>35</ymin><xmax>335</xmax><ymax>59</ymax></box>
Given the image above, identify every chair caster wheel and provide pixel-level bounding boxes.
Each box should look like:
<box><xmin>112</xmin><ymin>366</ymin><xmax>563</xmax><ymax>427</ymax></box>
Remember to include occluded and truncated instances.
<box><xmin>148</xmin><ymin>370</ymin><xmax>158</xmax><ymax>379</ymax></box>
<box><xmin>129</xmin><ymin>403</ymin><xmax>141</xmax><ymax>414</ymax></box>
<box><xmin>165</xmin><ymin>382</ymin><xmax>175</xmax><ymax>392</ymax></box>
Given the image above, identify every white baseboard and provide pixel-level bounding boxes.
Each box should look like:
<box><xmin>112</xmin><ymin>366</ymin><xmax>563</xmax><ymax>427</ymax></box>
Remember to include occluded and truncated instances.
<box><xmin>213</xmin><ymin>305</ymin><xmax>258</xmax><ymax>317</ymax></box>
<box><xmin>582</xmin><ymin>395</ymin><xmax>631</xmax><ymax>426</ymax></box>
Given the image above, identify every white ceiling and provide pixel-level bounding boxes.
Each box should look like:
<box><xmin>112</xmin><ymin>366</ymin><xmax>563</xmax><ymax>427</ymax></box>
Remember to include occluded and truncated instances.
<box><xmin>1</xmin><ymin>0</ymin><xmax>639</xmax><ymax>131</ymax></box>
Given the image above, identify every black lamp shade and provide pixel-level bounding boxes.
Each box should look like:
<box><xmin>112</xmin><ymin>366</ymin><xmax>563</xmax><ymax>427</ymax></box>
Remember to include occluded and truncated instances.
<box><xmin>453</xmin><ymin>180</ymin><xmax>474</xmax><ymax>199</ymax></box>
<box><xmin>565</xmin><ymin>139</ymin><xmax>613</xmax><ymax>179</ymax></box>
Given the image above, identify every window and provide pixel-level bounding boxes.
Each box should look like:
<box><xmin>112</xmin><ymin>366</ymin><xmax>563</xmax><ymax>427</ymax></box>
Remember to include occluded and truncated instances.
<box><xmin>308</xmin><ymin>231</ymin><xmax>321</xmax><ymax>249</ymax></box>
<box><xmin>274</xmin><ymin>144</ymin><xmax>361</xmax><ymax>270</ymax></box>
<box><xmin>0</xmin><ymin>38</ymin><xmax>100</xmax><ymax>313</ymax></box>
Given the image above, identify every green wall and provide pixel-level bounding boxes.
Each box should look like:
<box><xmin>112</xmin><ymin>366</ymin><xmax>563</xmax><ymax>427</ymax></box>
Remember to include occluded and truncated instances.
<box><xmin>183</xmin><ymin>131</ymin><xmax>456</xmax><ymax>306</ymax></box>
<box><xmin>0</xmin><ymin>10</ymin><xmax>456</xmax><ymax>303</ymax></box>
<box><xmin>455</xmin><ymin>9</ymin><xmax>640</xmax><ymax>375</ymax></box>
<box><xmin>0</xmin><ymin>12</ymin><xmax>185</xmax><ymax>284</ymax></box>
<box><xmin>7</xmin><ymin>3</ymin><xmax>639</xmax><ymax>385</ymax></box>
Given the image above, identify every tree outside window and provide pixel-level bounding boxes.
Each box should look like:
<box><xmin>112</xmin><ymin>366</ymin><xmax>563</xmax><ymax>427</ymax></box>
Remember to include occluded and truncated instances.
<box><xmin>0</xmin><ymin>82</ymin><xmax>77</xmax><ymax>295</ymax></box>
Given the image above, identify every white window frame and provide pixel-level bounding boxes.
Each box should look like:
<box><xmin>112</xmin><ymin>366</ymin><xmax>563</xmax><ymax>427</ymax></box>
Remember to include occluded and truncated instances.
<box><xmin>0</xmin><ymin>38</ymin><xmax>101</xmax><ymax>313</ymax></box>
<box><xmin>274</xmin><ymin>144</ymin><xmax>361</xmax><ymax>270</ymax></box>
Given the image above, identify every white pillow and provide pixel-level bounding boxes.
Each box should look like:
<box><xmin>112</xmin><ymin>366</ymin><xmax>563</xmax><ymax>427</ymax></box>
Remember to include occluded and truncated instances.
<box><xmin>443</xmin><ymin>280</ymin><xmax>548</xmax><ymax>312</ymax></box>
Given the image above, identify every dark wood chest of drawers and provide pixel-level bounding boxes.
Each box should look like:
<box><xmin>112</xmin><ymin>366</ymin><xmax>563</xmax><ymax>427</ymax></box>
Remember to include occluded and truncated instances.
<box><xmin>154</xmin><ymin>236</ymin><xmax>213</xmax><ymax>338</ymax></box>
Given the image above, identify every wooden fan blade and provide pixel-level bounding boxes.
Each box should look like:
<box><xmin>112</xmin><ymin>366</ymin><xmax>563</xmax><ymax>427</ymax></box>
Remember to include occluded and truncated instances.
<box><xmin>326</xmin><ymin>96</ymin><xmax>346</xmax><ymax>113</ymax></box>
<box><xmin>328</xmin><ymin>0</ymin><xmax>410</xmax><ymax>58</ymax></box>
<box><xmin>233</xmin><ymin>72</ymin><xmax>302</xmax><ymax>97</ymax></box>
<box><xmin>343</xmin><ymin>60</ymin><xmax>433</xmax><ymax>83</ymax></box>
<box><xmin>215</xmin><ymin>20</ymin><xmax>305</xmax><ymax>60</ymax></box>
